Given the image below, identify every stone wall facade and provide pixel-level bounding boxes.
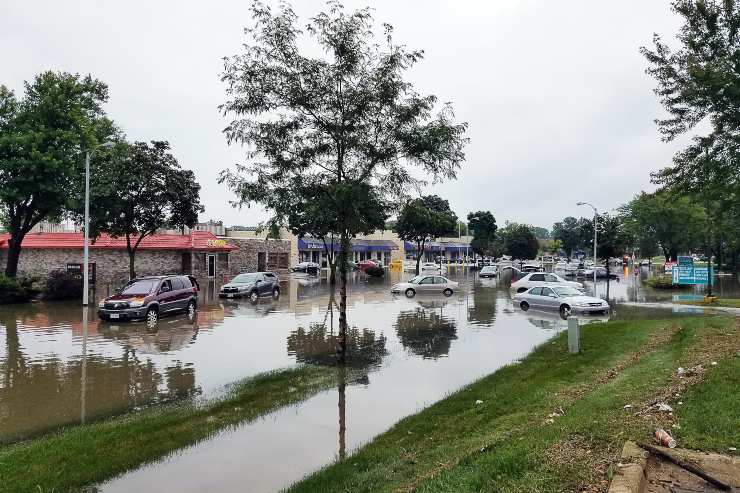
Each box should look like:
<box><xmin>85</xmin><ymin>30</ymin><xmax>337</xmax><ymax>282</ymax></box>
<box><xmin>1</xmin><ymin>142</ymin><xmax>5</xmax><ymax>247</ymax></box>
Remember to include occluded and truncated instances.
<box><xmin>225</xmin><ymin>238</ymin><xmax>292</xmax><ymax>276</ymax></box>
<box><xmin>0</xmin><ymin>248</ymin><xmax>183</xmax><ymax>285</ymax></box>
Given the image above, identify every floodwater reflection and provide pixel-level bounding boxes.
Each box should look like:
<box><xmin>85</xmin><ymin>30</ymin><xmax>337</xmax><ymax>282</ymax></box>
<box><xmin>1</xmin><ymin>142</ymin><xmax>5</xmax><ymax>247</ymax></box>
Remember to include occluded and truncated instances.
<box><xmin>395</xmin><ymin>303</ymin><xmax>457</xmax><ymax>359</ymax></box>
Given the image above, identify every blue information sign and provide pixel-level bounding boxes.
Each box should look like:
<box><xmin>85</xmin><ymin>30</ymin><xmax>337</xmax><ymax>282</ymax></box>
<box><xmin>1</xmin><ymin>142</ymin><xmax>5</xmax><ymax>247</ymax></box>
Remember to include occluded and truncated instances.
<box><xmin>677</xmin><ymin>256</ymin><xmax>694</xmax><ymax>267</ymax></box>
<box><xmin>672</xmin><ymin>266</ymin><xmax>712</xmax><ymax>285</ymax></box>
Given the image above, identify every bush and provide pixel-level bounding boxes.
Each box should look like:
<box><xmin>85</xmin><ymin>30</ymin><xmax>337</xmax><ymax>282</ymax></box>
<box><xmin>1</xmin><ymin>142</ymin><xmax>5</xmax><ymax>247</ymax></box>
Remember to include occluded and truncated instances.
<box><xmin>365</xmin><ymin>266</ymin><xmax>385</xmax><ymax>277</ymax></box>
<box><xmin>0</xmin><ymin>274</ymin><xmax>31</xmax><ymax>304</ymax></box>
<box><xmin>43</xmin><ymin>270</ymin><xmax>83</xmax><ymax>300</ymax></box>
<box><xmin>644</xmin><ymin>275</ymin><xmax>690</xmax><ymax>290</ymax></box>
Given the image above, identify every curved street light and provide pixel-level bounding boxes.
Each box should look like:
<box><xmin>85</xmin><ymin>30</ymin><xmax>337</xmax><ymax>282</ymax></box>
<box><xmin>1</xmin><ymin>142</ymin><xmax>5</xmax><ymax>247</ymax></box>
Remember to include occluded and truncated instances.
<box><xmin>83</xmin><ymin>141</ymin><xmax>115</xmax><ymax>306</ymax></box>
<box><xmin>577</xmin><ymin>201</ymin><xmax>598</xmax><ymax>289</ymax></box>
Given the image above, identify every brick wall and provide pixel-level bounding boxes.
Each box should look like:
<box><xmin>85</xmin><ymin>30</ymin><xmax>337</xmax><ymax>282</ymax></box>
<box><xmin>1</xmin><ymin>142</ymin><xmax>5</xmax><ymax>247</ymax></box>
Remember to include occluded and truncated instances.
<box><xmin>0</xmin><ymin>248</ymin><xmax>182</xmax><ymax>285</ymax></box>
<box><xmin>224</xmin><ymin>238</ymin><xmax>292</xmax><ymax>276</ymax></box>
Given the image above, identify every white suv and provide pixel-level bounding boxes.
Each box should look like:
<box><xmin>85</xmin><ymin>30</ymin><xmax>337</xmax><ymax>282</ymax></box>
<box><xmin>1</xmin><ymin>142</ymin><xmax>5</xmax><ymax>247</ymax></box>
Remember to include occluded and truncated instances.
<box><xmin>510</xmin><ymin>272</ymin><xmax>584</xmax><ymax>293</ymax></box>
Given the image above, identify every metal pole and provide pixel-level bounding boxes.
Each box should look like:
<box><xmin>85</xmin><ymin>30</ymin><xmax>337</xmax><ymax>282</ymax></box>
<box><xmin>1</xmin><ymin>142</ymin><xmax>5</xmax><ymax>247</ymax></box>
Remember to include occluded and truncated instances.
<box><xmin>593</xmin><ymin>208</ymin><xmax>598</xmax><ymax>289</ymax></box>
<box><xmin>83</xmin><ymin>151</ymin><xmax>91</xmax><ymax>306</ymax></box>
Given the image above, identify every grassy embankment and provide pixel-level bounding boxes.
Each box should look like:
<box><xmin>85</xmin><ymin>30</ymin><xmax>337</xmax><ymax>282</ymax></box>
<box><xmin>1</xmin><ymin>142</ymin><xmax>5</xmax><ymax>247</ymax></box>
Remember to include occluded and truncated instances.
<box><xmin>290</xmin><ymin>316</ymin><xmax>740</xmax><ymax>493</ymax></box>
<box><xmin>675</xmin><ymin>298</ymin><xmax>740</xmax><ymax>309</ymax></box>
<box><xmin>0</xmin><ymin>366</ymin><xmax>335</xmax><ymax>493</ymax></box>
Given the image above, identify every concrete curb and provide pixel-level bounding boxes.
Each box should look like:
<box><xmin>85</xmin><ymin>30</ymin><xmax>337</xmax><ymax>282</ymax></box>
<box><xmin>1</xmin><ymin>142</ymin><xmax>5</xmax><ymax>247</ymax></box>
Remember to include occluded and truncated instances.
<box><xmin>608</xmin><ymin>441</ymin><xmax>647</xmax><ymax>493</ymax></box>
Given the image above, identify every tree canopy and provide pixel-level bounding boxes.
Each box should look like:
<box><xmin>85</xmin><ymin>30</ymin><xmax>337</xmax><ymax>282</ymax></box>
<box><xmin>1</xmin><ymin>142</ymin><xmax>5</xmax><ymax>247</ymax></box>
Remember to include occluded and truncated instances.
<box><xmin>395</xmin><ymin>195</ymin><xmax>457</xmax><ymax>273</ymax></box>
<box><xmin>0</xmin><ymin>71</ymin><xmax>110</xmax><ymax>276</ymax></box>
<box><xmin>77</xmin><ymin>140</ymin><xmax>203</xmax><ymax>278</ymax></box>
<box><xmin>552</xmin><ymin>217</ymin><xmax>582</xmax><ymax>261</ymax></box>
<box><xmin>466</xmin><ymin>210</ymin><xmax>497</xmax><ymax>257</ymax></box>
<box><xmin>500</xmin><ymin>222</ymin><xmax>539</xmax><ymax>260</ymax></box>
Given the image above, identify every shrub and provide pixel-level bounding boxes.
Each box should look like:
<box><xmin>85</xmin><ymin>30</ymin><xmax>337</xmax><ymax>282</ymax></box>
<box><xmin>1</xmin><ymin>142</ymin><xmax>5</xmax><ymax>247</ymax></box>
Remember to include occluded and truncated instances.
<box><xmin>365</xmin><ymin>266</ymin><xmax>385</xmax><ymax>277</ymax></box>
<box><xmin>43</xmin><ymin>270</ymin><xmax>83</xmax><ymax>300</ymax></box>
<box><xmin>0</xmin><ymin>274</ymin><xmax>31</xmax><ymax>304</ymax></box>
<box><xmin>644</xmin><ymin>275</ymin><xmax>690</xmax><ymax>290</ymax></box>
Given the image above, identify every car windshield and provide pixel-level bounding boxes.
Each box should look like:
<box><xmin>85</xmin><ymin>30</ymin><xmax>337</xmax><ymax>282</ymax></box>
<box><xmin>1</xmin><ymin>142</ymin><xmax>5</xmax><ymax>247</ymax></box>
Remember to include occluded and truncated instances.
<box><xmin>232</xmin><ymin>274</ymin><xmax>259</xmax><ymax>283</ymax></box>
<box><xmin>552</xmin><ymin>286</ymin><xmax>584</xmax><ymax>296</ymax></box>
<box><xmin>409</xmin><ymin>276</ymin><xmax>425</xmax><ymax>284</ymax></box>
<box><xmin>120</xmin><ymin>279</ymin><xmax>158</xmax><ymax>295</ymax></box>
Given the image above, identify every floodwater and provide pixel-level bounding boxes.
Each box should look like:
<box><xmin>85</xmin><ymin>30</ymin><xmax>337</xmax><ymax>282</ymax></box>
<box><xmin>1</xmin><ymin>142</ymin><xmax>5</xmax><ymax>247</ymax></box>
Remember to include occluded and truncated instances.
<box><xmin>0</xmin><ymin>266</ymin><xmax>737</xmax><ymax>492</ymax></box>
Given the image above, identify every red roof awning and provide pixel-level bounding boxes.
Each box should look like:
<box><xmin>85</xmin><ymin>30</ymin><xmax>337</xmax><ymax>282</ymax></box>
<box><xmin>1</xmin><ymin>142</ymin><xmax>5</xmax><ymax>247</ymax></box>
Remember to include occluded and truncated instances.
<box><xmin>0</xmin><ymin>230</ymin><xmax>236</xmax><ymax>252</ymax></box>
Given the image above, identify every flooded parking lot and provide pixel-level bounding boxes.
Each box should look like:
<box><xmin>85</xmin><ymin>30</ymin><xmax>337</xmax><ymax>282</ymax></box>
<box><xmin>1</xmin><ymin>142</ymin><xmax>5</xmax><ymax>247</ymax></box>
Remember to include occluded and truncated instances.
<box><xmin>1</xmin><ymin>266</ymin><xmax>737</xmax><ymax>491</ymax></box>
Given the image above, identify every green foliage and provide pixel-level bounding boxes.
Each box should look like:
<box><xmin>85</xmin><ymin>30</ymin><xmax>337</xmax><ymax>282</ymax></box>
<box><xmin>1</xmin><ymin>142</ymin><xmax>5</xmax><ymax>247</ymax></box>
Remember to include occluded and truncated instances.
<box><xmin>578</xmin><ymin>213</ymin><xmax>629</xmax><ymax>267</ymax></box>
<box><xmin>552</xmin><ymin>217</ymin><xmax>582</xmax><ymax>261</ymax></box>
<box><xmin>531</xmin><ymin>226</ymin><xmax>550</xmax><ymax>240</ymax></box>
<box><xmin>395</xmin><ymin>195</ymin><xmax>457</xmax><ymax>272</ymax></box>
<box><xmin>0</xmin><ymin>72</ymin><xmax>110</xmax><ymax>277</ymax></box>
<box><xmin>499</xmin><ymin>222</ymin><xmax>539</xmax><ymax>260</ymax></box>
<box><xmin>0</xmin><ymin>273</ymin><xmax>30</xmax><ymax>304</ymax></box>
<box><xmin>619</xmin><ymin>191</ymin><xmax>707</xmax><ymax>260</ymax></box>
<box><xmin>218</xmin><ymin>1</ymin><xmax>467</xmax><ymax>276</ymax></box>
<box><xmin>466</xmin><ymin>210</ymin><xmax>497</xmax><ymax>256</ymax></box>
<box><xmin>72</xmin><ymin>141</ymin><xmax>203</xmax><ymax>278</ymax></box>
<box><xmin>42</xmin><ymin>270</ymin><xmax>83</xmax><ymax>300</ymax></box>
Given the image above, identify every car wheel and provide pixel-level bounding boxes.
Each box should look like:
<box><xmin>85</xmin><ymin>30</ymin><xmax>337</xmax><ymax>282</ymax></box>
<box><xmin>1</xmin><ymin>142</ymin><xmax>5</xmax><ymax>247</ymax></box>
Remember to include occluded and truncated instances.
<box><xmin>249</xmin><ymin>290</ymin><xmax>259</xmax><ymax>303</ymax></box>
<box><xmin>405</xmin><ymin>288</ymin><xmax>416</xmax><ymax>298</ymax></box>
<box><xmin>517</xmin><ymin>287</ymin><xmax>527</xmax><ymax>293</ymax></box>
<box><xmin>146</xmin><ymin>307</ymin><xmax>158</xmax><ymax>328</ymax></box>
<box><xmin>559</xmin><ymin>304</ymin><xmax>572</xmax><ymax>319</ymax></box>
<box><xmin>520</xmin><ymin>301</ymin><xmax>529</xmax><ymax>311</ymax></box>
<box><xmin>443</xmin><ymin>288</ymin><xmax>453</xmax><ymax>297</ymax></box>
<box><xmin>272</xmin><ymin>287</ymin><xmax>280</xmax><ymax>298</ymax></box>
<box><xmin>186</xmin><ymin>300</ymin><xmax>196</xmax><ymax>316</ymax></box>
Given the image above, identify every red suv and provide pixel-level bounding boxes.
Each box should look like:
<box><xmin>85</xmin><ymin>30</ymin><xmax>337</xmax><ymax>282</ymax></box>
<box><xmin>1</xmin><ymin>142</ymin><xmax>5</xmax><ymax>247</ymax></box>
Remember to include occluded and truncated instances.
<box><xmin>98</xmin><ymin>275</ymin><xmax>199</xmax><ymax>325</ymax></box>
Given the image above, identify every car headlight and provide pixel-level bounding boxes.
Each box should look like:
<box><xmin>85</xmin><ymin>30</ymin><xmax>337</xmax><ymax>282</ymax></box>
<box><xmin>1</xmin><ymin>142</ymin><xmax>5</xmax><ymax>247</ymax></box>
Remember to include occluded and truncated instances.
<box><xmin>98</xmin><ymin>301</ymin><xmax>105</xmax><ymax>308</ymax></box>
<box><xmin>575</xmin><ymin>302</ymin><xmax>589</xmax><ymax>307</ymax></box>
<box><xmin>129</xmin><ymin>299</ymin><xmax>145</xmax><ymax>308</ymax></box>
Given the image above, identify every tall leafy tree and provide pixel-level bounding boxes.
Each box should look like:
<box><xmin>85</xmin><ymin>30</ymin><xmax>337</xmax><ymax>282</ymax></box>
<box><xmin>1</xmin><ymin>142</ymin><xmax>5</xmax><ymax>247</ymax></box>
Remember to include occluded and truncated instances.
<box><xmin>552</xmin><ymin>216</ymin><xmax>582</xmax><ymax>261</ymax></box>
<box><xmin>77</xmin><ymin>141</ymin><xmax>203</xmax><ymax>279</ymax></box>
<box><xmin>500</xmin><ymin>222</ymin><xmax>539</xmax><ymax>260</ymax></box>
<box><xmin>466</xmin><ymin>210</ymin><xmax>497</xmax><ymax>258</ymax></box>
<box><xmin>218</xmin><ymin>2</ymin><xmax>467</xmax><ymax>360</ymax></box>
<box><xmin>619</xmin><ymin>191</ymin><xmax>707</xmax><ymax>261</ymax></box>
<box><xmin>579</xmin><ymin>213</ymin><xmax>629</xmax><ymax>274</ymax></box>
<box><xmin>0</xmin><ymin>72</ymin><xmax>109</xmax><ymax>277</ymax></box>
<box><xmin>642</xmin><ymin>0</ymin><xmax>740</xmax><ymax>288</ymax></box>
<box><xmin>395</xmin><ymin>195</ymin><xmax>457</xmax><ymax>274</ymax></box>
<box><xmin>531</xmin><ymin>227</ymin><xmax>550</xmax><ymax>240</ymax></box>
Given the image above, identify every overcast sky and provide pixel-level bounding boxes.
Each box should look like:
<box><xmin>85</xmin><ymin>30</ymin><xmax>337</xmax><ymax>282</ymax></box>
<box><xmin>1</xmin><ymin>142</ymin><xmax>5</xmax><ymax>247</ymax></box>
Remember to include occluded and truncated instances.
<box><xmin>2</xmin><ymin>0</ymin><xmax>695</xmax><ymax>231</ymax></box>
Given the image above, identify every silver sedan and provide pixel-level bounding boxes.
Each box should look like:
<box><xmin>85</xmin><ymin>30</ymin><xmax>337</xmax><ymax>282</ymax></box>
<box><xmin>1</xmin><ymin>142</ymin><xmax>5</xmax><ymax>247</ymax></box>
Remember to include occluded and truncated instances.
<box><xmin>512</xmin><ymin>285</ymin><xmax>609</xmax><ymax>318</ymax></box>
<box><xmin>391</xmin><ymin>275</ymin><xmax>459</xmax><ymax>298</ymax></box>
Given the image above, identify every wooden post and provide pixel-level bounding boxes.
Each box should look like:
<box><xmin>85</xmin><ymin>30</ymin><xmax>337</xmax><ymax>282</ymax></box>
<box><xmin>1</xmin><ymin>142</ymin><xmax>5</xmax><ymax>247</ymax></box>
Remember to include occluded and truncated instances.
<box><xmin>568</xmin><ymin>317</ymin><xmax>580</xmax><ymax>353</ymax></box>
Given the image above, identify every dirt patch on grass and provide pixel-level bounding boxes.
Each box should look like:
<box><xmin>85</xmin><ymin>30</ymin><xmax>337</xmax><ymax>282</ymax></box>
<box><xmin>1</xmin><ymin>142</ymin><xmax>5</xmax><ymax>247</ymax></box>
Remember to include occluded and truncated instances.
<box><xmin>544</xmin><ymin>435</ymin><xmax>613</xmax><ymax>492</ymax></box>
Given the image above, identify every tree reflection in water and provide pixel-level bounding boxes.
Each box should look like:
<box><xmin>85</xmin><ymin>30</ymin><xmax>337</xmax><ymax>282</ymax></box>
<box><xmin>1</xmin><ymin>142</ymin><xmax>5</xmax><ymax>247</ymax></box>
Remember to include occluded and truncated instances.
<box><xmin>286</xmin><ymin>295</ymin><xmax>388</xmax><ymax>461</ymax></box>
<box><xmin>0</xmin><ymin>309</ymin><xmax>201</xmax><ymax>443</ymax></box>
<box><xmin>395</xmin><ymin>302</ymin><xmax>458</xmax><ymax>359</ymax></box>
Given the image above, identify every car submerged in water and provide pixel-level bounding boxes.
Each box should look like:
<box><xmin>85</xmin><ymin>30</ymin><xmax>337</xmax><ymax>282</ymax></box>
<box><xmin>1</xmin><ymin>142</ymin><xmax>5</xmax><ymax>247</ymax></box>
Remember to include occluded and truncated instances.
<box><xmin>512</xmin><ymin>285</ymin><xmax>609</xmax><ymax>318</ymax></box>
<box><xmin>391</xmin><ymin>275</ymin><xmax>459</xmax><ymax>297</ymax></box>
<box><xmin>219</xmin><ymin>272</ymin><xmax>280</xmax><ymax>302</ymax></box>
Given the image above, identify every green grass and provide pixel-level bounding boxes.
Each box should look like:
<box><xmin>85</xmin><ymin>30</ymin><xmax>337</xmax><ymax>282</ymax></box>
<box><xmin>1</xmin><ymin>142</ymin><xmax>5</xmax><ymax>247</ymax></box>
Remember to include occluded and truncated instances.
<box><xmin>289</xmin><ymin>316</ymin><xmax>739</xmax><ymax>493</ymax></box>
<box><xmin>0</xmin><ymin>365</ymin><xmax>335</xmax><ymax>493</ymax></box>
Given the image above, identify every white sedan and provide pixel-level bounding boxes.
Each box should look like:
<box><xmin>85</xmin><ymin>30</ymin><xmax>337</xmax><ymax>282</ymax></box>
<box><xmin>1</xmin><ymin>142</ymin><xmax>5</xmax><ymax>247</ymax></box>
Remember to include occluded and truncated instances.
<box><xmin>513</xmin><ymin>285</ymin><xmax>609</xmax><ymax>318</ymax></box>
<box><xmin>510</xmin><ymin>272</ymin><xmax>583</xmax><ymax>293</ymax></box>
<box><xmin>391</xmin><ymin>275</ymin><xmax>458</xmax><ymax>297</ymax></box>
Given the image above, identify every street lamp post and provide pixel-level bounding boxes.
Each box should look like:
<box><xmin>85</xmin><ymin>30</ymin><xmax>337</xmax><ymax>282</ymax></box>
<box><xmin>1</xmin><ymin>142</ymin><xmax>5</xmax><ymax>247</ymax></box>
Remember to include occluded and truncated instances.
<box><xmin>577</xmin><ymin>202</ymin><xmax>598</xmax><ymax>290</ymax></box>
<box><xmin>83</xmin><ymin>142</ymin><xmax>114</xmax><ymax>306</ymax></box>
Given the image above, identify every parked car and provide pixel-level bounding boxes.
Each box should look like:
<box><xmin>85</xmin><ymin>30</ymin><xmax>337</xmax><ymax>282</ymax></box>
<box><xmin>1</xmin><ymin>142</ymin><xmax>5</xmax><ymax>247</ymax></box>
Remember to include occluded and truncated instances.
<box><xmin>513</xmin><ymin>285</ymin><xmax>609</xmax><ymax>318</ymax></box>
<box><xmin>478</xmin><ymin>265</ymin><xmax>498</xmax><ymax>278</ymax></box>
<box><xmin>521</xmin><ymin>263</ymin><xmax>543</xmax><ymax>273</ymax></box>
<box><xmin>510</xmin><ymin>272</ymin><xmax>583</xmax><ymax>293</ymax></box>
<box><xmin>291</xmin><ymin>261</ymin><xmax>319</xmax><ymax>274</ymax></box>
<box><xmin>420</xmin><ymin>262</ymin><xmax>443</xmax><ymax>271</ymax></box>
<box><xmin>98</xmin><ymin>275</ymin><xmax>198</xmax><ymax>325</ymax></box>
<box><xmin>583</xmin><ymin>267</ymin><xmax>609</xmax><ymax>278</ymax></box>
<box><xmin>357</xmin><ymin>259</ymin><xmax>380</xmax><ymax>272</ymax></box>
<box><xmin>391</xmin><ymin>275</ymin><xmax>459</xmax><ymax>297</ymax></box>
<box><xmin>219</xmin><ymin>272</ymin><xmax>280</xmax><ymax>302</ymax></box>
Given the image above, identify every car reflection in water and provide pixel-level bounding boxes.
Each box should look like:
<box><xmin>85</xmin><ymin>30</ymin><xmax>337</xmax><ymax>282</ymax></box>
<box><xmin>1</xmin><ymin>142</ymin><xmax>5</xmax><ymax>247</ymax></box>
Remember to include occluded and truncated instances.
<box><xmin>514</xmin><ymin>306</ymin><xmax>611</xmax><ymax>331</ymax></box>
<box><xmin>394</xmin><ymin>299</ymin><xmax>458</xmax><ymax>359</ymax></box>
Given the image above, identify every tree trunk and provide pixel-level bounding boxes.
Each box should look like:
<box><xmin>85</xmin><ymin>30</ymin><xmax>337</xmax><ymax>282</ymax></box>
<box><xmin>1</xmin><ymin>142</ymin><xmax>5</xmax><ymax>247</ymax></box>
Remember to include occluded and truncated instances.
<box><xmin>4</xmin><ymin>235</ymin><xmax>24</xmax><ymax>278</ymax></box>
<box><xmin>415</xmin><ymin>239</ymin><xmax>425</xmax><ymax>275</ymax></box>
<box><xmin>337</xmin><ymin>365</ymin><xmax>346</xmax><ymax>461</ymax></box>
<box><xmin>669</xmin><ymin>248</ymin><xmax>678</xmax><ymax>262</ymax></box>
<box><xmin>337</xmin><ymin>231</ymin><xmax>350</xmax><ymax>365</ymax></box>
<box><xmin>128</xmin><ymin>249</ymin><xmax>137</xmax><ymax>280</ymax></box>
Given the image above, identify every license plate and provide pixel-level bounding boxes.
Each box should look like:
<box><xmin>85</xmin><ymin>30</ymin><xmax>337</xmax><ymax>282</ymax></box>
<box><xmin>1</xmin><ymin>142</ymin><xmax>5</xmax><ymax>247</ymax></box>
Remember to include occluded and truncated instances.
<box><xmin>110</xmin><ymin>313</ymin><xmax>120</xmax><ymax>319</ymax></box>
<box><xmin>227</xmin><ymin>294</ymin><xmax>234</xmax><ymax>298</ymax></box>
